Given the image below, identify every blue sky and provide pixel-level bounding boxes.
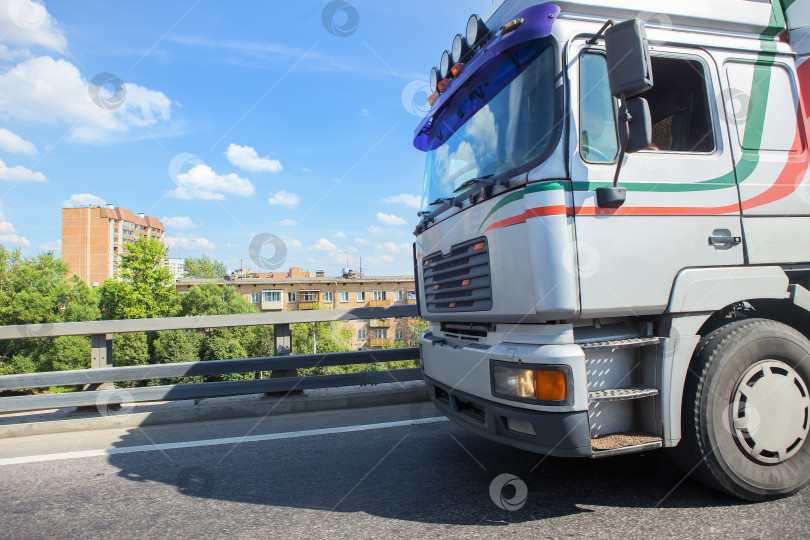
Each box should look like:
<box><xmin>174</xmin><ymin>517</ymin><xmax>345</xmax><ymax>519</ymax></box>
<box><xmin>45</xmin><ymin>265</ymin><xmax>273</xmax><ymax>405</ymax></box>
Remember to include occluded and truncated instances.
<box><xmin>0</xmin><ymin>0</ymin><xmax>491</xmax><ymax>276</ymax></box>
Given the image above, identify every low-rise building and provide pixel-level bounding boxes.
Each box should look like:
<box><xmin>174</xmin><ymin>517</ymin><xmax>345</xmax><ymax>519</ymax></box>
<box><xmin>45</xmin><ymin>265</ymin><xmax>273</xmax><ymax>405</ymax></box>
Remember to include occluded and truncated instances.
<box><xmin>176</xmin><ymin>269</ymin><xmax>418</xmax><ymax>349</ymax></box>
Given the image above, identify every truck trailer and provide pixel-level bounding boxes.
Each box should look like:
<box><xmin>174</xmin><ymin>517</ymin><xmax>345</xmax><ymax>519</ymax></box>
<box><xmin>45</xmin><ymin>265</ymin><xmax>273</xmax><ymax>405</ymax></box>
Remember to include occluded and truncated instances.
<box><xmin>412</xmin><ymin>0</ymin><xmax>810</xmax><ymax>501</ymax></box>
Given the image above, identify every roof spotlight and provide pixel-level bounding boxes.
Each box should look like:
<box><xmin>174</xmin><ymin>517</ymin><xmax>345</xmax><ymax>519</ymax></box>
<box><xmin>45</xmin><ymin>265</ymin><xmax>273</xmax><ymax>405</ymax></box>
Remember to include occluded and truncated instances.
<box><xmin>430</xmin><ymin>67</ymin><xmax>440</xmax><ymax>94</ymax></box>
<box><xmin>451</xmin><ymin>34</ymin><xmax>471</xmax><ymax>64</ymax></box>
<box><xmin>466</xmin><ymin>14</ymin><xmax>489</xmax><ymax>47</ymax></box>
<box><xmin>440</xmin><ymin>50</ymin><xmax>453</xmax><ymax>79</ymax></box>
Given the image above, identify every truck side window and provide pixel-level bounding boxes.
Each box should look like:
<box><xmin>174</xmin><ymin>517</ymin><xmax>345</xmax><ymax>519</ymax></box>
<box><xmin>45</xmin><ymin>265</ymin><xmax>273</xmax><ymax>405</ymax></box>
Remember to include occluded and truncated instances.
<box><xmin>644</xmin><ymin>57</ymin><xmax>715</xmax><ymax>153</ymax></box>
<box><xmin>579</xmin><ymin>53</ymin><xmax>619</xmax><ymax>163</ymax></box>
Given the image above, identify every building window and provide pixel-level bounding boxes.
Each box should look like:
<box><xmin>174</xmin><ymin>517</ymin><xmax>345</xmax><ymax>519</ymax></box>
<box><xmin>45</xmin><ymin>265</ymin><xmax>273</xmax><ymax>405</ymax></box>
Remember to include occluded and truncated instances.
<box><xmin>395</xmin><ymin>330</ymin><xmax>404</xmax><ymax>340</ymax></box>
<box><xmin>263</xmin><ymin>291</ymin><xmax>281</xmax><ymax>302</ymax></box>
<box><xmin>340</xmin><ymin>291</ymin><xmax>349</xmax><ymax>303</ymax></box>
<box><xmin>407</xmin><ymin>291</ymin><xmax>416</xmax><ymax>300</ymax></box>
<box><xmin>301</xmin><ymin>291</ymin><xmax>318</xmax><ymax>302</ymax></box>
<box><xmin>288</xmin><ymin>292</ymin><xmax>297</xmax><ymax>303</ymax></box>
<box><xmin>357</xmin><ymin>329</ymin><xmax>367</xmax><ymax>340</ymax></box>
<box><xmin>357</xmin><ymin>291</ymin><xmax>366</xmax><ymax>302</ymax></box>
<box><xmin>395</xmin><ymin>291</ymin><xmax>403</xmax><ymax>302</ymax></box>
<box><xmin>251</xmin><ymin>293</ymin><xmax>260</xmax><ymax>304</ymax></box>
<box><xmin>324</xmin><ymin>291</ymin><xmax>333</xmax><ymax>303</ymax></box>
<box><xmin>373</xmin><ymin>291</ymin><xmax>386</xmax><ymax>301</ymax></box>
<box><xmin>373</xmin><ymin>329</ymin><xmax>387</xmax><ymax>339</ymax></box>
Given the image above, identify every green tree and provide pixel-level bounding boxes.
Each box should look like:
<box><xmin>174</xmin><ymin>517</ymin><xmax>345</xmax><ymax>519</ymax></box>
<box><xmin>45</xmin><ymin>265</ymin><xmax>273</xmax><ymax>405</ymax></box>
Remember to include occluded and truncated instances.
<box><xmin>98</xmin><ymin>236</ymin><xmax>177</xmax><ymax>320</ymax></box>
<box><xmin>179</xmin><ymin>283</ymin><xmax>256</xmax><ymax>316</ymax></box>
<box><xmin>0</xmin><ymin>247</ymin><xmax>100</xmax><ymax>375</ymax></box>
<box><xmin>150</xmin><ymin>330</ymin><xmax>204</xmax><ymax>385</ymax></box>
<box><xmin>184</xmin><ymin>254</ymin><xmax>227</xmax><ymax>279</ymax></box>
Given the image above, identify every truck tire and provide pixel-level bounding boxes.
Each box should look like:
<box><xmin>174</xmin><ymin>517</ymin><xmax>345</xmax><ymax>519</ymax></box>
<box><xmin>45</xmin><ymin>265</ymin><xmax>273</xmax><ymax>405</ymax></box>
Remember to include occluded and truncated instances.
<box><xmin>673</xmin><ymin>318</ymin><xmax>810</xmax><ymax>501</ymax></box>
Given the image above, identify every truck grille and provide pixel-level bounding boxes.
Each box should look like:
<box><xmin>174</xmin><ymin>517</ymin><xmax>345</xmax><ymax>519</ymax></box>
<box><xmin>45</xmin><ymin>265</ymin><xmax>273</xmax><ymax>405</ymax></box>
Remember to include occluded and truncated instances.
<box><xmin>423</xmin><ymin>237</ymin><xmax>493</xmax><ymax>312</ymax></box>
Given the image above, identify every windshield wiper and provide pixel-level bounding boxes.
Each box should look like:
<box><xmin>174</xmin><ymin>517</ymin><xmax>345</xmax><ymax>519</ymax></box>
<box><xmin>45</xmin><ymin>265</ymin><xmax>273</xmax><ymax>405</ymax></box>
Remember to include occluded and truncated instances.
<box><xmin>429</xmin><ymin>197</ymin><xmax>456</xmax><ymax>207</ymax></box>
<box><xmin>453</xmin><ymin>174</ymin><xmax>496</xmax><ymax>194</ymax></box>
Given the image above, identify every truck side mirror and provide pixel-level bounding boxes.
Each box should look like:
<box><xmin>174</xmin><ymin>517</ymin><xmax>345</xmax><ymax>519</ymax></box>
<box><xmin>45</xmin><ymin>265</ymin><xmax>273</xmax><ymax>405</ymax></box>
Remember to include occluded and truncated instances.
<box><xmin>596</xmin><ymin>19</ymin><xmax>654</xmax><ymax>209</ymax></box>
<box><xmin>605</xmin><ymin>19</ymin><xmax>653</xmax><ymax>98</ymax></box>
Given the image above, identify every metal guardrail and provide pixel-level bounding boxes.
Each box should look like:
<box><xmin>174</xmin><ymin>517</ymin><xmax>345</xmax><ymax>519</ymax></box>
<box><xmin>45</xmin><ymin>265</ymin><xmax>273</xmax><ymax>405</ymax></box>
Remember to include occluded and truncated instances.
<box><xmin>0</xmin><ymin>305</ymin><xmax>422</xmax><ymax>414</ymax></box>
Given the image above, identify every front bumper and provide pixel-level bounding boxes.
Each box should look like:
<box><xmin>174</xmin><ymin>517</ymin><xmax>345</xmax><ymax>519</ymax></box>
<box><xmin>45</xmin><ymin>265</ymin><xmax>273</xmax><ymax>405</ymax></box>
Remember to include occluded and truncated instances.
<box><xmin>426</xmin><ymin>376</ymin><xmax>592</xmax><ymax>457</ymax></box>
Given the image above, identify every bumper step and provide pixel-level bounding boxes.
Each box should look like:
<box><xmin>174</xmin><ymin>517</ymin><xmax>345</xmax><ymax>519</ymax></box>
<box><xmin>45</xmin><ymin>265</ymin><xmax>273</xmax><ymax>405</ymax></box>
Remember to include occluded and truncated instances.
<box><xmin>588</xmin><ymin>387</ymin><xmax>659</xmax><ymax>402</ymax></box>
<box><xmin>579</xmin><ymin>337</ymin><xmax>662</xmax><ymax>350</ymax></box>
<box><xmin>591</xmin><ymin>432</ymin><xmax>663</xmax><ymax>457</ymax></box>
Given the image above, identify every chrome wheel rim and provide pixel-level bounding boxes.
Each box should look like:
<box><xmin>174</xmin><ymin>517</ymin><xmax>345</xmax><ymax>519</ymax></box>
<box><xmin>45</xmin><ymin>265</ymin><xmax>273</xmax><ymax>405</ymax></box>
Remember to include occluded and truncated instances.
<box><xmin>730</xmin><ymin>360</ymin><xmax>810</xmax><ymax>465</ymax></box>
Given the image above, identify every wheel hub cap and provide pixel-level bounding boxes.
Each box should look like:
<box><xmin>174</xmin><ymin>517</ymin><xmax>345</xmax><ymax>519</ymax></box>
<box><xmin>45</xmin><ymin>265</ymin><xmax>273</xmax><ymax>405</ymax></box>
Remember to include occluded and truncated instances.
<box><xmin>731</xmin><ymin>360</ymin><xmax>810</xmax><ymax>465</ymax></box>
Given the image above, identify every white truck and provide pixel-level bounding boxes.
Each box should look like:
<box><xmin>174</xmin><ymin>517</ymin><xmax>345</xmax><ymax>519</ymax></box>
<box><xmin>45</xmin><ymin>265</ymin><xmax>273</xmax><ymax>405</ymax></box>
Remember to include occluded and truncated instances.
<box><xmin>412</xmin><ymin>0</ymin><xmax>810</xmax><ymax>501</ymax></box>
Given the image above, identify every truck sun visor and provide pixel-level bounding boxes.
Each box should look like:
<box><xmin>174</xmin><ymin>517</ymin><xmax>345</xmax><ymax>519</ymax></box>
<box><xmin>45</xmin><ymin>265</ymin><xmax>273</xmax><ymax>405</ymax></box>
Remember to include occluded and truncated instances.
<box><xmin>412</xmin><ymin>3</ymin><xmax>560</xmax><ymax>152</ymax></box>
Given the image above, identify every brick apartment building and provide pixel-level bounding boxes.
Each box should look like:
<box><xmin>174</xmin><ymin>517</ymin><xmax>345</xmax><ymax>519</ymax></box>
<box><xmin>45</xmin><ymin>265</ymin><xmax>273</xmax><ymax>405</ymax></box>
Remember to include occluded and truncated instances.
<box><xmin>176</xmin><ymin>268</ymin><xmax>418</xmax><ymax>349</ymax></box>
<box><xmin>62</xmin><ymin>205</ymin><xmax>165</xmax><ymax>286</ymax></box>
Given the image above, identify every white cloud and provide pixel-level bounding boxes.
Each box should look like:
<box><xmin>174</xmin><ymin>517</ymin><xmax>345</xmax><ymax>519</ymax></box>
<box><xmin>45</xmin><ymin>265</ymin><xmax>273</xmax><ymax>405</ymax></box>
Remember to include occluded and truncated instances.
<box><xmin>366</xmin><ymin>254</ymin><xmax>394</xmax><ymax>264</ymax></box>
<box><xmin>268</xmin><ymin>190</ymin><xmax>300</xmax><ymax>208</ymax></box>
<box><xmin>334</xmin><ymin>232</ymin><xmax>346</xmax><ymax>239</ymax></box>
<box><xmin>0</xmin><ymin>0</ymin><xmax>67</xmax><ymax>52</ymax></box>
<box><xmin>361</xmin><ymin>108</ymin><xmax>370</xmax><ymax>116</ymax></box>
<box><xmin>0</xmin><ymin>56</ymin><xmax>173</xmax><ymax>143</ymax></box>
<box><xmin>301</xmin><ymin>167</ymin><xmax>312</xmax><ymax>173</ymax></box>
<box><xmin>169</xmin><ymin>164</ymin><xmax>254</xmax><ymax>200</ymax></box>
<box><xmin>309</xmin><ymin>237</ymin><xmax>338</xmax><ymax>251</ymax></box>
<box><xmin>62</xmin><ymin>193</ymin><xmax>105</xmax><ymax>208</ymax></box>
<box><xmin>366</xmin><ymin>225</ymin><xmax>385</xmax><ymax>236</ymax></box>
<box><xmin>225</xmin><ymin>143</ymin><xmax>282</xmax><ymax>173</ymax></box>
<box><xmin>164</xmin><ymin>233</ymin><xmax>215</xmax><ymax>250</ymax></box>
<box><xmin>382</xmin><ymin>193</ymin><xmax>420</xmax><ymax>208</ymax></box>
<box><xmin>0</xmin><ymin>157</ymin><xmax>46</xmax><ymax>181</ymax></box>
<box><xmin>0</xmin><ymin>128</ymin><xmax>36</xmax><ymax>154</ymax></box>
<box><xmin>0</xmin><ymin>209</ymin><xmax>29</xmax><ymax>246</ymax></box>
<box><xmin>160</xmin><ymin>216</ymin><xmax>196</xmax><ymax>229</ymax></box>
<box><xmin>355</xmin><ymin>237</ymin><xmax>368</xmax><ymax>246</ymax></box>
<box><xmin>375</xmin><ymin>241</ymin><xmax>411</xmax><ymax>255</ymax></box>
<box><xmin>39</xmin><ymin>239</ymin><xmax>61</xmax><ymax>251</ymax></box>
<box><xmin>285</xmin><ymin>238</ymin><xmax>303</xmax><ymax>250</ymax></box>
<box><xmin>276</xmin><ymin>219</ymin><xmax>296</xmax><ymax>227</ymax></box>
<box><xmin>376</xmin><ymin>212</ymin><xmax>407</xmax><ymax>226</ymax></box>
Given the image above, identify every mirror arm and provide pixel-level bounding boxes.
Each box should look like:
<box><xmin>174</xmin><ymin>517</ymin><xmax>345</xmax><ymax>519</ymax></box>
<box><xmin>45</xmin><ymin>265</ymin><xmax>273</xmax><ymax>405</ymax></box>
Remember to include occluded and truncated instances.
<box><xmin>613</xmin><ymin>93</ymin><xmax>631</xmax><ymax>187</ymax></box>
<box><xmin>595</xmin><ymin>92</ymin><xmax>629</xmax><ymax>209</ymax></box>
<box><xmin>587</xmin><ymin>20</ymin><xmax>615</xmax><ymax>45</ymax></box>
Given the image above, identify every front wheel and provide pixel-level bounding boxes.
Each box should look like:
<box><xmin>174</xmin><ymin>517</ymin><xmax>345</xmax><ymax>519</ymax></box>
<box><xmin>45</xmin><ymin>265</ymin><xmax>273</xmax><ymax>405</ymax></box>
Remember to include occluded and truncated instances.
<box><xmin>674</xmin><ymin>318</ymin><xmax>810</xmax><ymax>501</ymax></box>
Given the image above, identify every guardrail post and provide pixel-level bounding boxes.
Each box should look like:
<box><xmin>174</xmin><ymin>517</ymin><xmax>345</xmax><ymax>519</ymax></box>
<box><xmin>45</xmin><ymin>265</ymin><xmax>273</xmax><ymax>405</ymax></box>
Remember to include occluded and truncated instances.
<box><xmin>82</xmin><ymin>333</ymin><xmax>114</xmax><ymax>393</ymax></box>
<box><xmin>91</xmin><ymin>334</ymin><xmax>113</xmax><ymax>370</ymax></box>
<box><xmin>270</xmin><ymin>324</ymin><xmax>296</xmax><ymax>378</ymax></box>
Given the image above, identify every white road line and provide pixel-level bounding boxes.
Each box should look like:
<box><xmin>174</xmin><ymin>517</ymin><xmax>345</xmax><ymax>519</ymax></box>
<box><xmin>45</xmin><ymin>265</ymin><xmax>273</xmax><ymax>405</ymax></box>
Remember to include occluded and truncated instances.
<box><xmin>0</xmin><ymin>417</ymin><xmax>449</xmax><ymax>466</ymax></box>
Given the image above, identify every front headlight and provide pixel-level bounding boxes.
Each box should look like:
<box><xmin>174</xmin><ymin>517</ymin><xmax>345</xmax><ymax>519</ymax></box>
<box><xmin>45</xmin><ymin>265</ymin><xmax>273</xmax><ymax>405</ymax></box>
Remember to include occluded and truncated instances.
<box><xmin>491</xmin><ymin>362</ymin><xmax>569</xmax><ymax>403</ymax></box>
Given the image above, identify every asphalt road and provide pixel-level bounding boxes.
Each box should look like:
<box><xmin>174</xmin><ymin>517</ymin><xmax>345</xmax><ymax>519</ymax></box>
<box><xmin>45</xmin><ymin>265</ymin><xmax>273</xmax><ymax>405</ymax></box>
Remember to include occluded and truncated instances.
<box><xmin>0</xmin><ymin>402</ymin><xmax>807</xmax><ymax>539</ymax></box>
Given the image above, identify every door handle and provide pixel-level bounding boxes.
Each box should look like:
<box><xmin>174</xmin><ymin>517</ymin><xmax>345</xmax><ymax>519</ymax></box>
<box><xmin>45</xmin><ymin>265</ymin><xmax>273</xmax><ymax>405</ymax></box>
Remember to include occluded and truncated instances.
<box><xmin>708</xmin><ymin>235</ymin><xmax>742</xmax><ymax>246</ymax></box>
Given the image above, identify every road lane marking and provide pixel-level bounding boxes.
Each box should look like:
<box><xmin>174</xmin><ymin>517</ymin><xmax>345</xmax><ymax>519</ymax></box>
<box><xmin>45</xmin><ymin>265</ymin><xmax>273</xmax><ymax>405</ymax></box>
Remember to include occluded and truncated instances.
<box><xmin>0</xmin><ymin>417</ymin><xmax>449</xmax><ymax>466</ymax></box>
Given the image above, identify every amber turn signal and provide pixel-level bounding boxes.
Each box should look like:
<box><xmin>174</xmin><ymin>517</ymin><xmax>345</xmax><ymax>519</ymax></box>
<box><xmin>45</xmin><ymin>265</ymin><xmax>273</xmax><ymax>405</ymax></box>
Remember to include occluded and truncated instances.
<box><xmin>474</xmin><ymin>242</ymin><xmax>485</xmax><ymax>251</ymax></box>
<box><xmin>534</xmin><ymin>370</ymin><xmax>567</xmax><ymax>401</ymax></box>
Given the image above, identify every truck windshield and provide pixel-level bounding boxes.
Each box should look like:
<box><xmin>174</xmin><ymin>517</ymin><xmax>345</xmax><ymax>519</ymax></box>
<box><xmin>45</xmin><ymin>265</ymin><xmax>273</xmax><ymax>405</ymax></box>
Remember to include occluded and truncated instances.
<box><xmin>420</xmin><ymin>40</ymin><xmax>558</xmax><ymax>212</ymax></box>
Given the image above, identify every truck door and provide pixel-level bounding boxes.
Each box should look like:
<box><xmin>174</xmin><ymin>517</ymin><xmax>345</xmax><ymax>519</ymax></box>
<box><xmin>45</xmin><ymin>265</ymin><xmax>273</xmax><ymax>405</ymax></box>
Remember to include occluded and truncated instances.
<box><xmin>569</xmin><ymin>42</ymin><xmax>743</xmax><ymax>318</ymax></box>
<box><xmin>720</xmin><ymin>55</ymin><xmax>810</xmax><ymax>264</ymax></box>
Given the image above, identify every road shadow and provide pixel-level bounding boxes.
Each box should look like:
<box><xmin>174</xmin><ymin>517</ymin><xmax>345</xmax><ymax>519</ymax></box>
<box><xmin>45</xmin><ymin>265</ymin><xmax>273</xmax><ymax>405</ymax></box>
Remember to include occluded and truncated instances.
<box><xmin>106</xmin><ymin>416</ymin><xmax>746</xmax><ymax>526</ymax></box>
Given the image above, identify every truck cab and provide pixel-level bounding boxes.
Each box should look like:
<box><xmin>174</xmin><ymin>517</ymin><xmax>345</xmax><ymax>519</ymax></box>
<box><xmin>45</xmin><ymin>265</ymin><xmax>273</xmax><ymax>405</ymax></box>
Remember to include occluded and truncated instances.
<box><xmin>413</xmin><ymin>0</ymin><xmax>810</xmax><ymax>501</ymax></box>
